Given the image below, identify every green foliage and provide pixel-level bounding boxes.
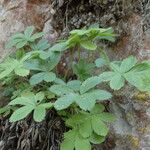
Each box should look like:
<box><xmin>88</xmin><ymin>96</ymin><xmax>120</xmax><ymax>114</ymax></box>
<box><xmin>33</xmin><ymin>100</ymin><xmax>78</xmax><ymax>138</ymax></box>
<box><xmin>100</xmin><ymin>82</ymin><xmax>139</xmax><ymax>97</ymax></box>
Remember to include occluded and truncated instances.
<box><xmin>49</xmin><ymin>79</ymin><xmax>112</xmax><ymax>111</ymax></box>
<box><xmin>95</xmin><ymin>58</ymin><xmax>106</xmax><ymax>68</ymax></box>
<box><xmin>61</xmin><ymin>104</ymin><xmax>115</xmax><ymax>150</ymax></box>
<box><xmin>1</xmin><ymin>26</ymin><xmax>149</xmax><ymax>150</ymax></box>
<box><xmin>0</xmin><ymin>57</ymin><xmax>29</xmax><ymax>79</ymax></box>
<box><xmin>6</xmin><ymin>26</ymin><xmax>44</xmax><ymax>49</ymax></box>
<box><xmin>29</xmin><ymin>71</ymin><xmax>56</xmax><ymax>85</ymax></box>
<box><xmin>9</xmin><ymin>92</ymin><xmax>53</xmax><ymax>122</ymax></box>
<box><xmin>73</xmin><ymin>59</ymin><xmax>95</xmax><ymax>81</ymax></box>
<box><xmin>99</xmin><ymin>56</ymin><xmax>150</xmax><ymax>91</ymax></box>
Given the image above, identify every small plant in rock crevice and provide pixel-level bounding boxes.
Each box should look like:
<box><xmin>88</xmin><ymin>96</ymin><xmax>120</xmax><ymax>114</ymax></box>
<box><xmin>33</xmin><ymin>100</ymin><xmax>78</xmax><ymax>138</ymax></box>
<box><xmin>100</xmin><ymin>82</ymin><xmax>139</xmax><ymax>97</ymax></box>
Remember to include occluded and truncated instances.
<box><xmin>0</xmin><ymin>26</ymin><xmax>150</xmax><ymax>150</ymax></box>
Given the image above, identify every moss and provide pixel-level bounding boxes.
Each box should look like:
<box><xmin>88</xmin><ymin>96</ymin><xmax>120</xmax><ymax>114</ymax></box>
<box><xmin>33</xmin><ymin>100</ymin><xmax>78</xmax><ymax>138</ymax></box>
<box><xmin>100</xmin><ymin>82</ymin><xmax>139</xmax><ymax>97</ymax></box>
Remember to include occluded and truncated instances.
<box><xmin>128</xmin><ymin>135</ymin><xmax>140</xmax><ymax>148</ymax></box>
<box><xmin>138</xmin><ymin>127</ymin><xmax>149</xmax><ymax>134</ymax></box>
<box><xmin>133</xmin><ymin>91</ymin><xmax>150</xmax><ymax>101</ymax></box>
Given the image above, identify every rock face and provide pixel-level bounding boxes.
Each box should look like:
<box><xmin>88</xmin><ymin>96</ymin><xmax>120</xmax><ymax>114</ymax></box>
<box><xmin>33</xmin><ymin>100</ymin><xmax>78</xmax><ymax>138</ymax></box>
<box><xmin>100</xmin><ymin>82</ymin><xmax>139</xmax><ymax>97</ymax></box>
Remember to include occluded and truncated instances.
<box><xmin>0</xmin><ymin>0</ymin><xmax>150</xmax><ymax>150</ymax></box>
<box><xmin>0</xmin><ymin>0</ymin><xmax>54</xmax><ymax>61</ymax></box>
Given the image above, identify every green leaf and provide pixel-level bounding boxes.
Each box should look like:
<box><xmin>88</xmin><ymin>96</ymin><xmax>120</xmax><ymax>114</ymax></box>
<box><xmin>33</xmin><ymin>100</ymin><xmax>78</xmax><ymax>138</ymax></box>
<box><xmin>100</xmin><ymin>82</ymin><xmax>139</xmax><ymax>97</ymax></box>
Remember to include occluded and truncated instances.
<box><xmin>16</xmin><ymin>40</ymin><xmax>27</xmax><ymax>49</ymax></box>
<box><xmin>38</xmin><ymin>102</ymin><xmax>53</xmax><ymax>109</ymax></box>
<box><xmin>73</xmin><ymin>60</ymin><xmax>95</xmax><ymax>81</ymax></box>
<box><xmin>49</xmin><ymin>84</ymin><xmax>74</xmax><ymax>96</ymax></box>
<box><xmin>92</xmin><ymin>116</ymin><xmax>109</xmax><ymax>136</ymax></box>
<box><xmin>14</xmin><ymin>67</ymin><xmax>29</xmax><ymax>76</ymax></box>
<box><xmin>91</xmin><ymin>104</ymin><xmax>105</xmax><ymax>114</ymax></box>
<box><xmin>35</xmin><ymin>92</ymin><xmax>45</xmax><ymax>102</ymax></box>
<box><xmin>75</xmin><ymin>136</ymin><xmax>91</xmax><ymax>150</ymax></box>
<box><xmin>95</xmin><ymin>58</ymin><xmax>106</xmax><ymax>68</ymax></box>
<box><xmin>120</xmin><ymin>56</ymin><xmax>137</xmax><ymax>73</ymax></box>
<box><xmin>9</xmin><ymin>97</ymin><xmax>35</xmax><ymax>106</ymax></box>
<box><xmin>80</xmin><ymin>40</ymin><xmax>97</xmax><ymax>50</ymax></box>
<box><xmin>67</xmin><ymin>80</ymin><xmax>81</xmax><ymax>91</ymax></box>
<box><xmin>66</xmin><ymin>114</ymin><xmax>86</xmax><ymax>127</ymax></box>
<box><xmin>6</xmin><ymin>38</ymin><xmax>24</xmax><ymax>49</ymax></box>
<box><xmin>33</xmin><ymin>106</ymin><xmax>46</xmax><ymax>122</ymax></box>
<box><xmin>54</xmin><ymin>78</ymin><xmax>66</xmax><ymax>85</ymax></box>
<box><xmin>30</xmin><ymin>32</ymin><xmax>44</xmax><ymax>41</ymax></box>
<box><xmin>60</xmin><ymin>139</ymin><xmax>74</xmax><ymax>150</ymax></box>
<box><xmin>80</xmin><ymin>76</ymin><xmax>102</xmax><ymax>94</ymax></box>
<box><xmin>124</xmin><ymin>72</ymin><xmax>143</xmax><ymax>89</ymax></box>
<box><xmin>43</xmin><ymin>72</ymin><xmax>56</xmax><ymax>82</ymax></box>
<box><xmin>0</xmin><ymin>106</ymin><xmax>11</xmax><ymax>115</ymax></box>
<box><xmin>89</xmin><ymin>133</ymin><xmax>105</xmax><ymax>144</ymax></box>
<box><xmin>76</xmin><ymin>90</ymin><xmax>111</xmax><ymax>111</ymax></box>
<box><xmin>79</xmin><ymin>119</ymin><xmax>92</xmax><ymax>138</ymax></box>
<box><xmin>10</xmin><ymin>105</ymin><xmax>34</xmax><ymax>122</ymax></box>
<box><xmin>110</xmin><ymin>73</ymin><xmax>125</xmax><ymax>90</ymax></box>
<box><xmin>29</xmin><ymin>72</ymin><xmax>44</xmax><ymax>85</ymax></box>
<box><xmin>91</xmin><ymin>90</ymin><xmax>112</xmax><ymax>100</ymax></box>
<box><xmin>0</xmin><ymin>58</ymin><xmax>18</xmax><ymax>79</ymax></box>
<box><xmin>54</xmin><ymin>93</ymin><xmax>78</xmax><ymax>110</ymax></box>
<box><xmin>99</xmin><ymin>71</ymin><xmax>116</xmax><ymax>81</ymax></box>
<box><xmin>24</xmin><ymin>26</ymin><xmax>34</xmax><ymax>38</ymax></box>
<box><xmin>70</xmin><ymin>29</ymin><xmax>88</xmax><ymax>35</ymax></box>
<box><xmin>60</xmin><ymin>130</ymin><xmax>76</xmax><ymax>150</ymax></box>
<box><xmin>49</xmin><ymin>42</ymin><xmax>68</xmax><ymax>52</ymax></box>
<box><xmin>76</xmin><ymin>94</ymin><xmax>95</xmax><ymax>111</ymax></box>
<box><xmin>110</xmin><ymin>62</ymin><xmax>121</xmax><ymax>72</ymax></box>
<box><xmin>98</xmin><ymin>113</ymin><xmax>116</xmax><ymax>122</ymax></box>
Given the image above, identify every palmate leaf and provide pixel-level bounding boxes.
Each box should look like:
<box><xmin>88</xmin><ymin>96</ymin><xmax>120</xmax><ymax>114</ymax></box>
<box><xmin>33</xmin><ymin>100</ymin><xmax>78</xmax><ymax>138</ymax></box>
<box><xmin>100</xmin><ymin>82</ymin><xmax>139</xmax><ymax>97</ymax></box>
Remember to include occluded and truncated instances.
<box><xmin>73</xmin><ymin>60</ymin><xmax>95</xmax><ymax>81</ymax></box>
<box><xmin>0</xmin><ymin>58</ymin><xmax>29</xmax><ymax>80</ymax></box>
<box><xmin>33</xmin><ymin>106</ymin><xmax>46</xmax><ymax>122</ymax></box>
<box><xmin>79</xmin><ymin>119</ymin><xmax>92</xmax><ymax>138</ymax></box>
<box><xmin>24</xmin><ymin>26</ymin><xmax>34</xmax><ymax>38</ymax></box>
<box><xmin>60</xmin><ymin>130</ymin><xmax>76</xmax><ymax>150</ymax></box>
<box><xmin>67</xmin><ymin>80</ymin><xmax>81</xmax><ymax>91</ymax></box>
<box><xmin>95</xmin><ymin>58</ymin><xmax>106</xmax><ymax>68</ymax></box>
<box><xmin>61</xmin><ymin>129</ymin><xmax>91</xmax><ymax>150</ymax></box>
<box><xmin>49</xmin><ymin>84</ymin><xmax>74</xmax><ymax>96</ymax></box>
<box><xmin>99</xmin><ymin>71</ymin><xmax>116</xmax><ymax>81</ymax></box>
<box><xmin>10</xmin><ymin>105</ymin><xmax>34</xmax><ymax>122</ymax></box>
<box><xmin>49</xmin><ymin>41</ymin><xmax>68</xmax><ymax>52</ymax></box>
<box><xmin>98</xmin><ymin>112</ymin><xmax>116</xmax><ymax>123</ymax></box>
<box><xmin>30</xmin><ymin>39</ymin><xmax>50</xmax><ymax>51</ymax></box>
<box><xmin>29</xmin><ymin>72</ymin><xmax>44</xmax><ymax>85</ymax></box>
<box><xmin>80</xmin><ymin>40</ymin><xmax>97</xmax><ymax>50</ymax></box>
<box><xmin>63</xmin><ymin>104</ymin><xmax>114</xmax><ymax>150</ymax></box>
<box><xmin>54</xmin><ymin>93</ymin><xmax>78</xmax><ymax>110</ymax></box>
<box><xmin>98</xmin><ymin>56</ymin><xmax>150</xmax><ymax>91</ymax></box>
<box><xmin>120</xmin><ymin>56</ymin><xmax>137</xmax><ymax>73</ymax></box>
<box><xmin>90</xmin><ymin>104</ymin><xmax>105</xmax><ymax>114</ymax></box>
<box><xmin>66</xmin><ymin>114</ymin><xmax>86</xmax><ymax>127</ymax></box>
<box><xmin>6</xmin><ymin>26</ymin><xmax>44</xmax><ymax>49</ymax></box>
<box><xmin>9</xmin><ymin>97</ymin><xmax>35</xmax><ymax>106</ymax></box>
<box><xmin>110</xmin><ymin>73</ymin><xmax>125</xmax><ymax>90</ymax></box>
<box><xmin>80</xmin><ymin>76</ymin><xmax>102</xmax><ymax>94</ymax></box>
<box><xmin>75</xmin><ymin>136</ymin><xmax>91</xmax><ymax>150</ymax></box>
<box><xmin>78</xmin><ymin>90</ymin><xmax>111</xmax><ymax>111</ymax></box>
<box><xmin>92</xmin><ymin>116</ymin><xmax>109</xmax><ymax>136</ymax></box>
<box><xmin>29</xmin><ymin>72</ymin><xmax>56</xmax><ymax>85</ymax></box>
<box><xmin>9</xmin><ymin>92</ymin><xmax>53</xmax><ymax>122</ymax></box>
<box><xmin>14</xmin><ymin>67</ymin><xmax>29</xmax><ymax>76</ymax></box>
<box><xmin>89</xmin><ymin>133</ymin><xmax>105</xmax><ymax>144</ymax></box>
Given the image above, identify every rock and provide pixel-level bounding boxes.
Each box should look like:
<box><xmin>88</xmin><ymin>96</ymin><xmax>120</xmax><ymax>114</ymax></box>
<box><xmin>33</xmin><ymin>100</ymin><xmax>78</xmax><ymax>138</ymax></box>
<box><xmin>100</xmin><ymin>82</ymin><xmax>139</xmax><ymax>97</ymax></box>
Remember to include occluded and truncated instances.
<box><xmin>0</xmin><ymin>0</ymin><xmax>54</xmax><ymax>62</ymax></box>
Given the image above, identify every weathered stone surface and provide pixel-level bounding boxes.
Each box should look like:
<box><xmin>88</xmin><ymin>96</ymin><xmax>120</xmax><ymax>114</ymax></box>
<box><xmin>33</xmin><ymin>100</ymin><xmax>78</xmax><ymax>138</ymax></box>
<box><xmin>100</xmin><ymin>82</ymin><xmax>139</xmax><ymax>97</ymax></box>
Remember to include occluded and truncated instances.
<box><xmin>0</xmin><ymin>0</ymin><xmax>53</xmax><ymax>61</ymax></box>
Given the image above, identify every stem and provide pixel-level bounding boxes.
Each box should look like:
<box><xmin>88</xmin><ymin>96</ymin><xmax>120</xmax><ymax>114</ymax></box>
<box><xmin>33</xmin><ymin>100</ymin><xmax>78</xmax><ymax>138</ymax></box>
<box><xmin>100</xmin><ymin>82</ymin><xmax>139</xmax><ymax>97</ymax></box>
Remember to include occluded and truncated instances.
<box><xmin>70</xmin><ymin>47</ymin><xmax>74</xmax><ymax>67</ymax></box>
<box><xmin>78</xmin><ymin>46</ymin><xmax>81</xmax><ymax>61</ymax></box>
<box><xmin>98</xmin><ymin>47</ymin><xmax>111</xmax><ymax>68</ymax></box>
